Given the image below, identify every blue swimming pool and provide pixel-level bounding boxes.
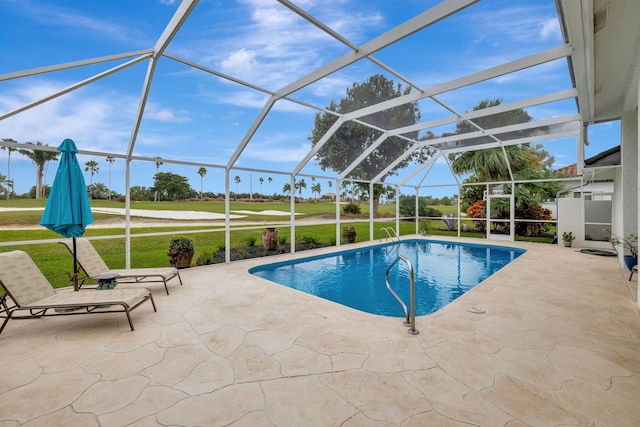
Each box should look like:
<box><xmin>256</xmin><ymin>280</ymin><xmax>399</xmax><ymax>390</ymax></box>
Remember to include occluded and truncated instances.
<box><xmin>249</xmin><ymin>239</ymin><xmax>525</xmax><ymax>317</ymax></box>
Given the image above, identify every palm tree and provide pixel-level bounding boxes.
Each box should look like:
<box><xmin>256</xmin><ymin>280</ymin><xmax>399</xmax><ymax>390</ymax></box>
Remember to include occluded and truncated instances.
<box><xmin>447</xmin><ymin>98</ymin><xmax>541</xmax><ymax>195</ymax></box>
<box><xmin>0</xmin><ymin>173</ymin><xmax>7</xmax><ymax>198</ymax></box>
<box><xmin>234</xmin><ymin>175</ymin><xmax>241</xmax><ymax>200</ymax></box>
<box><xmin>311</xmin><ymin>182</ymin><xmax>321</xmax><ymax>200</ymax></box>
<box><xmin>268</xmin><ymin>176</ymin><xmax>272</xmax><ymax>198</ymax></box>
<box><xmin>19</xmin><ymin>142</ymin><xmax>59</xmax><ymax>199</ymax></box>
<box><xmin>1</xmin><ymin>138</ymin><xmax>17</xmax><ymax>199</ymax></box>
<box><xmin>296</xmin><ymin>178</ymin><xmax>307</xmax><ymax>199</ymax></box>
<box><xmin>105</xmin><ymin>157</ymin><xmax>115</xmax><ymax>200</ymax></box>
<box><xmin>153</xmin><ymin>157</ymin><xmax>163</xmax><ymax>202</ymax></box>
<box><xmin>259</xmin><ymin>177</ymin><xmax>264</xmax><ymax>197</ymax></box>
<box><xmin>85</xmin><ymin>160</ymin><xmax>99</xmax><ymax>185</ymax></box>
<box><xmin>154</xmin><ymin>157</ymin><xmax>163</xmax><ymax>172</ymax></box>
<box><xmin>282</xmin><ymin>182</ymin><xmax>291</xmax><ymax>198</ymax></box>
<box><xmin>449</xmin><ymin>145</ymin><xmax>543</xmax><ymax>195</ymax></box>
<box><xmin>341</xmin><ymin>180</ymin><xmax>351</xmax><ymax>201</ymax></box>
<box><xmin>197</xmin><ymin>167</ymin><xmax>207</xmax><ymax>199</ymax></box>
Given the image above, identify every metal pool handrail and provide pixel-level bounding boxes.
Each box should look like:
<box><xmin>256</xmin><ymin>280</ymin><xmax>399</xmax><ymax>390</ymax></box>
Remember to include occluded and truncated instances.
<box><xmin>379</xmin><ymin>227</ymin><xmax>400</xmax><ymax>242</ymax></box>
<box><xmin>385</xmin><ymin>255</ymin><xmax>418</xmax><ymax>335</ymax></box>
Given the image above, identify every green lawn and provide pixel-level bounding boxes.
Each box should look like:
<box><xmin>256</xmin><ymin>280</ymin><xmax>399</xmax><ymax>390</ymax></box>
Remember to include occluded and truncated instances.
<box><xmin>0</xmin><ymin>198</ymin><xmax>399</xmax><ymax>222</ymax></box>
<box><xmin>0</xmin><ymin>199</ymin><xmax>551</xmax><ymax>289</ymax></box>
<box><xmin>0</xmin><ymin>220</ymin><xmax>425</xmax><ymax>288</ymax></box>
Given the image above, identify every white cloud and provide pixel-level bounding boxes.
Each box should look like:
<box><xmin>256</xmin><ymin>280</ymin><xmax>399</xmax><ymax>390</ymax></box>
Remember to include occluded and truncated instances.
<box><xmin>208</xmin><ymin>89</ymin><xmax>270</xmax><ymax>109</ymax></box>
<box><xmin>219</xmin><ymin>49</ymin><xmax>261</xmax><ymax>82</ymax></box>
<box><xmin>467</xmin><ymin>4</ymin><xmax>562</xmax><ymax>45</ymax></box>
<box><xmin>0</xmin><ymin>80</ymin><xmax>193</xmax><ymax>153</ymax></box>
<box><xmin>539</xmin><ymin>18</ymin><xmax>560</xmax><ymax>41</ymax></box>
<box><xmin>243</xmin><ymin>143</ymin><xmax>310</xmax><ymax>163</ymax></box>
<box><xmin>240</xmin><ymin>131</ymin><xmax>311</xmax><ymax>163</ymax></box>
<box><xmin>9</xmin><ymin>0</ymin><xmax>143</xmax><ymax>43</ymax></box>
<box><xmin>305</xmin><ymin>75</ymin><xmax>353</xmax><ymax>98</ymax></box>
<box><xmin>200</xmin><ymin>0</ymin><xmax>384</xmax><ymax>92</ymax></box>
<box><xmin>145</xmin><ymin>106</ymin><xmax>191</xmax><ymax>123</ymax></box>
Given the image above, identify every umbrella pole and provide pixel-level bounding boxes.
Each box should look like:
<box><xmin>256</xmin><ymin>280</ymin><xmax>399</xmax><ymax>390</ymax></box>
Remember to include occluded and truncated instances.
<box><xmin>73</xmin><ymin>237</ymin><xmax>79</xmax><ymax>291</ymax></box>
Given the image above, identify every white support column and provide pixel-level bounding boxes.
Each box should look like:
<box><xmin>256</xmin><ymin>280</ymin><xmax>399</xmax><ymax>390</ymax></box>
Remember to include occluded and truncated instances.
<box><xmin>415</xmin><ymin>187</ymin><xmax>420</xmax><ymax>234</ymax></box>
<box><xmin>457</xmin><ymin>184</ymin><xmax>462</xmax><ymax>238</ymax></box>
<box><xmin>290</xmin><ymin>175</ymin><xmax>296</xmax><ymax>253</ymax></box>
<box><xmin>415</xmin><ymin>187</ymin><xmax>420</xmax><ymax>235</ymax></box>
<box><xmin>125</xmin><ymin>159</ymin><xmax>131</xmax><ymax>269</ymax></box>
<box><xmin>224</xmin><ymin>169</ymin><xmax>231</xmax><ymax>264</ymax></box>
<box><xmin>369</xmin><ymin>182</ymin><xmax>375</xmax><ymax>241</ymax></box>
<box><xmin>336</xmin><ymin>178</ymin><xmax>341</xmax><ymax>246</ymax></box>
<box><xmin>395</xmin><ymin>186</ymin><xmax>400</xmax><ymax>233</ymax></box>
<box><xmin>621</xmin><ymin>110</ymin><xmax>638</xmax><ymax>275</ymax></box>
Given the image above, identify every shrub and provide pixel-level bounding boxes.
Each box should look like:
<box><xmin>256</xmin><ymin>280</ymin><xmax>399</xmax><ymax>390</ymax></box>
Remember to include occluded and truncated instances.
<box><xmin>342</xmin><ymin>202</ymin><xmax>361</xmax><ymax>215</ymax></box>
<box><xmin>466</xmin><ymin>200</ymin><xmax>486</xmax><ymax>232</ymax></box>
<box><xmin>278</xmin><ymin>234</ymin><xmax>288</xmax><ymax>244</ymax></box>
<box><xmin>426</xmin><ymin>207</ymin><xmax>443</xmax><ymax>218</ymax></box>
<box><xmin>419</xmin><ymin>220</ymin><xmax>431</xmax><ymax>235</ymax></box>
<box><xmin>515</xmin><ymin>201</ymin><xmax>552</xmax><ymax>237</ymax></box>
<box><xmin>301</xmin><ymin>234</ymin><xmax>319</xmax><ymax>244</ymax></box>
<box><xmin>245</xmin><ymin>235</ymin><xmax>257</xmax><ymax>246</ymax></box>
<box><xmin>196</xmin><ymin>250</ymin><xmax>214</xmax><ymax>266</ymax></box>
<box><xmin>399</xmin><ymin>195</ymin><xmax>443</xmax><ymax>218</ymax></box>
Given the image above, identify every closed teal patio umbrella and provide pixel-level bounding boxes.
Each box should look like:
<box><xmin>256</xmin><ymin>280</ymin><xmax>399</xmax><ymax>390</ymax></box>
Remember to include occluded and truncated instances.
<box><xmin>40</xmin><ymin>138</ymin><xmax>93</xmax><ymax>291</ymax></box>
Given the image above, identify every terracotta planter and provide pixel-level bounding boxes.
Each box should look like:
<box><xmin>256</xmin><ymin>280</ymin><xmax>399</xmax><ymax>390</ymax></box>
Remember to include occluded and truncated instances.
<box><xmin>263</xmin><ymin>227</ymin><xmax>278</xmax><ymax>250</ymax></box>
<box><xmin>168</xmin><ymin>250</ymin><xmax>194</xmax><ymax>269</ymax></box>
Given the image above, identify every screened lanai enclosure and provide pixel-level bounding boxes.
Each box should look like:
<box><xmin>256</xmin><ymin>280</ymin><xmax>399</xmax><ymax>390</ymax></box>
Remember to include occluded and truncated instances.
<box><xmin>1</xmin><ymin>1</ymin><xmax>639</xmax><ymax>276</ymax></box>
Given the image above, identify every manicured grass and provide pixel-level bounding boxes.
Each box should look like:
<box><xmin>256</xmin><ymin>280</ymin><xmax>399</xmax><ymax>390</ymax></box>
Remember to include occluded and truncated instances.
<box><xmin>0</xmin><ymin>198</ymin><xmax>399</xmax><ymax>223</ymax></box>
<box><xmin>0</xmin><ymin>221</ymin><xmax>421</xmax><ymax>289</ymax></box>
<box><xmin>2</xmin><ymin>199</ymin><xmax>550</xmax><ymax>290</ymax></box>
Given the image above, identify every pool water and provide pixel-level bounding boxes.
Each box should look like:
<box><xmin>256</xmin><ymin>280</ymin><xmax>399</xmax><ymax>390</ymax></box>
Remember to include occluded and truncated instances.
<box><xmin>249</xmin><ymin>239</ymin><xmax>525</xmax><ymax>317</ymax></box>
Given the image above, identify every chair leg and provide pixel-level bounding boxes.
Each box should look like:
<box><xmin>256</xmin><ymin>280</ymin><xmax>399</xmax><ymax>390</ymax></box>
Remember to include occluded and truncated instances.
<box><xmin>149</xmin><ymin>293</ymin><xmax>157</xmax><ymax>312</ymax></box>
<box><xmin>630</xmin><ymin>265</ymin><xmax>637</xmax><ymax>281</ymax></box>
<box><xmin>0</xmin><ymin>305</ymin><xmax>14</xmax><ymax>335</ymax></box>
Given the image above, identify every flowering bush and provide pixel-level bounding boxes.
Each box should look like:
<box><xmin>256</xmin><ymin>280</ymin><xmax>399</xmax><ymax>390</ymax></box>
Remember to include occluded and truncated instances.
<box><xmin>466</xmin><ymin>200</ymin><xmax>486</xmax><ymax>232</ymax></box>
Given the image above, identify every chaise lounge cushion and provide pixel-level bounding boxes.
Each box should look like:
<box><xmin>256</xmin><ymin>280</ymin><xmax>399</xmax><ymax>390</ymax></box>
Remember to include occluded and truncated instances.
<box><xmin>0</xmin><ymin>250</ymin><xmax>156</xmax><ymax>334</ymax></box>
<box><xmin>59</xmin><ymin>238</ymin><xmax>182</xmax><ymax>294</ymax></box>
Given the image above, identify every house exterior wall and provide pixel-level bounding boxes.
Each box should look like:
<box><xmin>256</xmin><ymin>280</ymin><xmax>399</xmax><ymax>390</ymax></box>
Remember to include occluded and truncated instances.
<box><xmin>558</xmin><ymin>198</ymin><xmax>582</xmax><ymax>245</ymax></box>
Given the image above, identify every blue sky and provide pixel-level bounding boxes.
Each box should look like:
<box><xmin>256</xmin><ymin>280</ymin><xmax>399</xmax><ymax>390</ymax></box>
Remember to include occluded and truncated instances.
<box><xmin>0</xmin><ymin>0</ymin><xmax>620</xmax><ymax>199</ymax></box>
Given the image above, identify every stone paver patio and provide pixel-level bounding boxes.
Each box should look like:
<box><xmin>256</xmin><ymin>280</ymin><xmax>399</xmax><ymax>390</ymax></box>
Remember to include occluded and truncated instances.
<box><xmin>1</xmin><ymin>236</ymin><xmax>639</xmax><ymax>426</ymax></box>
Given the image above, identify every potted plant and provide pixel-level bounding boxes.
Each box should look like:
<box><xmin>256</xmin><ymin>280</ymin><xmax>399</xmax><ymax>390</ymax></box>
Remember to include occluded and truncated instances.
<box><xmin>419</xmin><ymin>220</ymin><xmax>431</xmax><ymax>236</ymax></box>
<box><xmin>342</xmin><ymin>226</ymin><xmax>356</xmax><ymax>243</ymax></box>
<box><xmin>262</xmin><ymin>227</ymin><xmax>278</xmax><ymax>250</ymax></box>
<box><xmin>608</xmin><ymin>231</ymin><xmax>638</xmax><ymax>270</ymax></box>
<box><xmin>167</xmin><ymin>236</ymin><xmax>194</xmax><ymax>269</ymax></box>
<box><xmin>562</xmin><ymin>231</ymin><xmax>575</xmax><ymax>247</ymax></box>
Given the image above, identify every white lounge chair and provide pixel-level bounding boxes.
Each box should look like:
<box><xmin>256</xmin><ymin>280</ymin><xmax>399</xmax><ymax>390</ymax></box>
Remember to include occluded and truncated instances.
<box><xmin>60</xmin><ymin>238</ymin><xmax>182</xmax><ymax>295</ymax></box>
<box><xmin>0</xmin><ymin>250</ymin><xmax>156</xmax><ymax>335</ymax></box>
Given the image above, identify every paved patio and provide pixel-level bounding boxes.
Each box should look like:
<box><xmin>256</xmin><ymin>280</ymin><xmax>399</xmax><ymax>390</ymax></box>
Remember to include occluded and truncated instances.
<box><xmin>1</xmin><ymin>236</ymin><xmax>639</xmax><ymax>426</ymax></box>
